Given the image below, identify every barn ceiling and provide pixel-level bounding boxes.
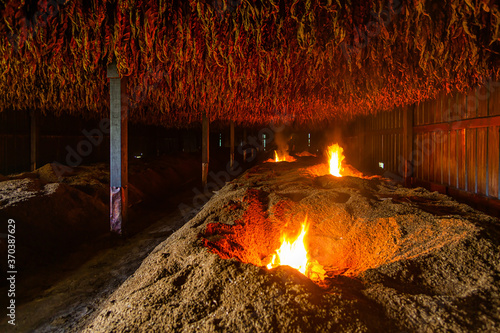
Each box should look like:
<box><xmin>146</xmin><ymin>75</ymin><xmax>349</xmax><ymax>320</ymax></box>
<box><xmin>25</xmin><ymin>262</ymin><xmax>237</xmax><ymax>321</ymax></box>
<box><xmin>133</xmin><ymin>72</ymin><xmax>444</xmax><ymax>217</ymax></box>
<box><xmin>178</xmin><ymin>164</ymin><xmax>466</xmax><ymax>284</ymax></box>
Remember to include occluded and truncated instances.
<box><xmin>0</xmin><ymin>0</ymin><xmax>499</xmax><ymax>126</ymax></box>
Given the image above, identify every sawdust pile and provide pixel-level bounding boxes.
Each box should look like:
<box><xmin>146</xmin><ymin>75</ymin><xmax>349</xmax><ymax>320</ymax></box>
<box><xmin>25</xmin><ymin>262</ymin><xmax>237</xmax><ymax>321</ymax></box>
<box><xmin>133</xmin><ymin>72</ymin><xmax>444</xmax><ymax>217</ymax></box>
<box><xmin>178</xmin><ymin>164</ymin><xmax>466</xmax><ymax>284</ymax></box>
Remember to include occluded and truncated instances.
<box><xmin>0</xmin><ymin>154</ymin><xmax>200</xmax><ymax>271</ymax></box>
<box><xmin>83</xmin><ymin>159</ymin><xmax>500</xmax><ymax>332</ymax></box>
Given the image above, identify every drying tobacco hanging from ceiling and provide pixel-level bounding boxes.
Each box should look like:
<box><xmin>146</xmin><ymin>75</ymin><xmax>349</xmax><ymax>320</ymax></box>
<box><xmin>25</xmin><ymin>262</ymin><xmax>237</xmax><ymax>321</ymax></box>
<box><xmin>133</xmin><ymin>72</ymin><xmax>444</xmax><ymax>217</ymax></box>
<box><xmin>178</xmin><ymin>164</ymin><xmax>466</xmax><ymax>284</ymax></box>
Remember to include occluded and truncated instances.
<box><xmin>0</xmin><ymin>0</ymin><xmax>498</xmax><ymax>126</ymax></box>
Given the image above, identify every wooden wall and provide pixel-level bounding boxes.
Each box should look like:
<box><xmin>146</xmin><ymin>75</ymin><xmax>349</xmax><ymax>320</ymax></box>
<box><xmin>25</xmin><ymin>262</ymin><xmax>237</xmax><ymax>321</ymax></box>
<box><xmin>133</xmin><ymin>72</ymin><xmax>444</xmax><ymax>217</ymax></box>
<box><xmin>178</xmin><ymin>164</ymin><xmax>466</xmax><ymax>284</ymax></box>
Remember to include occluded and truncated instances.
<box><xmin>0</xmin><ymin>110</ymin><xmax>30</xmax><ymax>174</ymax></box>
<box><xmin>344</xmin><ymin>81</ymin><xmax>500</xmax><ymax>201</ymax></box>
<box><xmin>0</xmin><ymin>110</ymin><xmax>193</xmax><ymax>175</ymax></box>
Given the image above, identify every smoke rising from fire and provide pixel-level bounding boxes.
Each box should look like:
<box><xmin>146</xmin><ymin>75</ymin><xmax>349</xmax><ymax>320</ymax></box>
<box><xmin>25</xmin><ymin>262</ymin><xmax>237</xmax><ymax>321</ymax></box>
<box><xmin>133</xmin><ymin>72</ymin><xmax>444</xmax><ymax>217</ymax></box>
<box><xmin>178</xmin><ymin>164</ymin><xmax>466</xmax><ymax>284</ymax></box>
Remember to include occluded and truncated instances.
<box><xmin>274</xmin><ymin>131</ymin><xmax>293</xmax><ymax>158</ymax></box>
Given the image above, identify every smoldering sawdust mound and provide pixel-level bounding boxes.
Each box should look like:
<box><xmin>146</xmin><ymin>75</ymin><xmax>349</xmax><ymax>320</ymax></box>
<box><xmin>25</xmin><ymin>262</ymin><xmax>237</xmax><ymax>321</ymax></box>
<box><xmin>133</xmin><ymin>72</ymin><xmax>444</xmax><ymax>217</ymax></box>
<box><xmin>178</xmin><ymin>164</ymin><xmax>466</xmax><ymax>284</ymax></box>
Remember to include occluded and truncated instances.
<box><xmin>83</xmin><ymin>160</ymin><xmax>500</xmax><ymax>332</ymax></box>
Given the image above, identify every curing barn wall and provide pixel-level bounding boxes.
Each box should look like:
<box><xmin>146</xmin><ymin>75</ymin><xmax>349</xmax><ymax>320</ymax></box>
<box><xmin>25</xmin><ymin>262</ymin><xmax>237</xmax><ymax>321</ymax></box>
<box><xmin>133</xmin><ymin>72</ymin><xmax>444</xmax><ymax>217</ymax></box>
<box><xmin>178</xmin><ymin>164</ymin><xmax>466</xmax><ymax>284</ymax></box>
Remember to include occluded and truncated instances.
<box><xmin>344</xmin><ymin>82</ymin><xmax>500</xmax><ymax>205</ymax></box>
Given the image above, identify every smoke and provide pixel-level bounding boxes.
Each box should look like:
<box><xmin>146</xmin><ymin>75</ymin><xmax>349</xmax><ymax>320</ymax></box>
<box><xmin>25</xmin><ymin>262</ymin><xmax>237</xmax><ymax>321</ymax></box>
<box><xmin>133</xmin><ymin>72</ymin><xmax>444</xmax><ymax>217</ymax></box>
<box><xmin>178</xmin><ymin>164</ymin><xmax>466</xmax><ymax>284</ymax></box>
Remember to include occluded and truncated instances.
<box><xmin>274</xmin><ymin>131</ymin><xmax>293</xmax><ymax>158</ymax></box>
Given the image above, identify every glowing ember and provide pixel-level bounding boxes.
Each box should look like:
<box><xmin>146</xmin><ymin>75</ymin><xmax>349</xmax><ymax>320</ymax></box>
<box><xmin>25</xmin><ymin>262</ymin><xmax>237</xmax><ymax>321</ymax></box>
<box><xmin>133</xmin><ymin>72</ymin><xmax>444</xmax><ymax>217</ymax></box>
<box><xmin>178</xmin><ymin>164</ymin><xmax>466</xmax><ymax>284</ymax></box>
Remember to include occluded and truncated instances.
<box><xmin>267</xmin><ymin>220</ymin><xmax>325</xmax><ymax>280</ymax></box>
<box><xmin>327</xmin><ymin>144</ymin><xmax>345</xmax><ymax>177</ymax></box>
<box><xmin>273</xmin><ymin>150</ymin><xmax>296</xmax><ymax>162</ymax></box>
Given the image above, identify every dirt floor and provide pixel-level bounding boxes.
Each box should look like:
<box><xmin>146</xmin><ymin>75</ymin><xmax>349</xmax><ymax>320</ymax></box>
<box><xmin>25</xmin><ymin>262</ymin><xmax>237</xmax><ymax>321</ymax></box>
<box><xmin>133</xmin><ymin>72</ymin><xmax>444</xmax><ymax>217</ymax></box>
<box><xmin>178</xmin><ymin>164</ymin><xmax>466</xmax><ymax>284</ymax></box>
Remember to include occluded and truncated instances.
<box><xmin>70</xmin><ymin>157</ymin><xmax>500</xmax><ymax>332</ymax></box>
<box><xmin>1</xmin><ymin>155</ymin><xmax>499</xmax><ymax>332</ymax></box>
<box><xmin>0</xmin><ymin>207</ymin><xmax>193</xmax><ymax>333</ymax></box>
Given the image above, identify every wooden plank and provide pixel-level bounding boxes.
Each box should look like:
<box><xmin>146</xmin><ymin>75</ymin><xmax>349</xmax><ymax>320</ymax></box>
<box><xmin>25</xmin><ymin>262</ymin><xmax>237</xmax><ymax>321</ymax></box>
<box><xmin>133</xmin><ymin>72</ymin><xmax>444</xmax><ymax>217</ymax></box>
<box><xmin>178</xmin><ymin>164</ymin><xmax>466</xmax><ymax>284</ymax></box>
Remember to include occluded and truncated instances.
<box><xmin>477</xmin><ymin>128</ymin><xmax>487</xmax><ymax>196</ymax></box>
<box><xmin>379</xmin><ymin>133</ymin><xmax>383</xmax><ymax>170</ymax></box>
<box><xmin>393</xmin><ymin>132</ymin><xmax>397</xmax><ymax>173</ymax></box>
<box><xmin>400</xmin><ymin>132</ymin><xmax>404</xmax><ymax>177</ymax></box>
<box><xmin>466</xmin><ymin>89</ymin><xmax>477</xmax><ymax>119</ymax></box>
<box><xmin>416</xmin><ymin>133</ymin><xmax>421</xmax><ymax>180</ymax></box>
<box><xmin>419</xmin><ymin>132</ymin><xmax>424</xmax><ymax>180</ymax></box>
<box><xmin>458</xmin><ymin>129</ymin><xmax>466</xmax><ymax>190</ymax></box>
<box><xmin>466</xmin><ymin>128</ymin><xmax>476</xmax><ymax>192</ymax></box>
<box><xmin>427</xmin><ymin>132</ymin><xmax>432</xmax><ymax>181</ymax></box>
<box><xmin>490</xmin><ymin>85</ymin><xmax>500</xmax><ymax>116</ymax></box>
<box><xmin>434</xmin><ymin>93</ymin><xmax>442</xmax><ymax>123</ymax></box>
<box><xmin>364</xmin><ymin>128</ymin><xmax>402</xmax><ymax>135</ymax></box>
<box><xmin>230</xmin><ymin>120</ymin><xmax>234</xmax><ymax>169</ymax></box>
<box><xmin>376</xmin><ymin>132</ymin><xmax>386</xmax><ymax>169</ymax></box>
<box><xmin>414</xmin><ymin>133</ymin><xmax>420</xmax><ymax>180</ymax></box>
<box><xmin>450</xmin><ymin>130</ymin><xmax>457</xmax><ymax>187</ymax></box>
<box><xmin>477</xmin><ymin>85</ymin><xmax>489</xmax><ymax>117</ymax></box>
<box><xmin>370</xmin><ymin>132</ymin><xmax>375</xmax><ymax>170</ymax></box>
<box><xmin>392</xmin><ymin>132</ymin><xmax>396</xmax><ymax>172</ymax></box>
<box><xmin>414</xmin><ymin>123</ymin><xmax>450</xmax><ymax>133</ymax></box>
<box><xmin>415</xmin><ymin>103</ymin><xmax>420</xmax><ymax>126</ymax></box>
<box><xmin>434</xmin><ymin>131</ymin><xmax>440</xmax><ymax>183</ymax></box>
<box><xmin>488</xmin><ymin>127</ymin><xmax>499</xmax><ymax>198</ymax></box>
<box><xmin>382</xmin><ymin>133</ymin><xmax>387</xmax><ymax>171</ymax></box>
<box><xmin>441</xmin><ymin>92</ymin><xmax>448</xmax><ymax>123</ymax></box>
<box><xmin>386</xmin><ymin>132</ymin><xmax>390</xmax><ymax>171</ymax></box>
<box><xmin>422</xmin><ymin>132</ymin><xmax>428</xmax><ymax>181</ymax></box>
<box><xmin>202</xmin><ymin>112</ymin><xmax>209</xmax><ymax>186</ymax></box>
<box><xmin>394</xmin><ymin>108</ymin><xmax>398</xmax><ymax>129</ymax></box>
<box><xmin>429</xmin><ymin>98</ymin><xmax>436</xmax><ymax>124</ymax></box>
<box><xmin>442</xmin><ymin>130</ymin><xmax>449</xmax><ymax>185</ymax></box>
<box><xmin>414</xmin><ymin>115</ymin><xmax>500</xmax><ymax>132</ymax></box>
<box><xmin>387</xmin><ymin>132</ymin><xmax>391</xmax><ymax>171</ymax></box>
<box><xmin>446</xmin><ymin>92</ymin><xmax>455</xmax><ymax>122</ymax></box>
<box><xmin>30</xmin><ymin>110</ymin><xmax>39</xmax><ymax>171</ymax></box>
<box><xmin>372</xmin><ymin>132</ymin><xmax>376</xmax><ymax>170</ymax></box>
<box><xmin>429</xmin><ymin>99</ymin><xmax>435</xmax><ymax>124</ymax></box>
<box><xmin>428</xmin><ymin>132</ymin><xmax>434</xmax><ymax>182</ymax></box>
<box><xmin>382</xmin><ymin>114</ymin><xmax>386</xmax><ymax>167</ymax></box>
<box><xmin>452</xmin><ymin>115</ymin><xmax>500</xmax><ymax>130</ymax></box>
<box><xmin>419</xmin><ymin>102</ymin><xmax>424</xmax><ymax>125</ymax></box>
<box><xmin>435</xmin><ymin>131</ymin><xmax>442</xmax><ymax>183</ymax></box>
<box><xmin>457</xmin><ymin>92</ymin><xmax>467</xmax><ymax>121</ymax></box>
<box><xmin>423</xmin><ymin>100</ymin><xmax>429</xmax><ymax>125</ymax></box>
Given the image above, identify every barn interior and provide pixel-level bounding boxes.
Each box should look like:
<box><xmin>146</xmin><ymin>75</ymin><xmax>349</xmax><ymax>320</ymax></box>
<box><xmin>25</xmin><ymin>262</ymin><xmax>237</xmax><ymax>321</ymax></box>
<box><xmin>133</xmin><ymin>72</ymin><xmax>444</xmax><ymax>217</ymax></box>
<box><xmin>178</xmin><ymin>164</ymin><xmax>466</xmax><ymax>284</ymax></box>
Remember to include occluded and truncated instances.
<box><xmin>1</xmin><ymin>0</ymin><xmax>500</xmax><ymax>332</ymax></box>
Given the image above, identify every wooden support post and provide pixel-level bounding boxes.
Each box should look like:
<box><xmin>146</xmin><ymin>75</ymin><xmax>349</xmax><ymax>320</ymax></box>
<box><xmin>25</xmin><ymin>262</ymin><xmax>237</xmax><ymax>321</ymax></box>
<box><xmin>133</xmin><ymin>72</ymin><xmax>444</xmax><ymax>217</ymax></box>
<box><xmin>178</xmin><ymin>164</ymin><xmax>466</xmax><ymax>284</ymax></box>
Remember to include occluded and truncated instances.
<box><xmin>30</xmin><ymin>110</ymin><xmax>39</xmax><ymax>171</ymax></box>
<box><xmin>202</xmin><ymin>113</ymin><xmax>209</xmax><ymax>186</ymax></box>
<box><xmin>107</xmin><ymin>63</ymin><xmax>128</xmax><ymax>235</ymax></box>
<box><xmin>230</xmin><ymin>121</ymin><xmax>235</xmax><ymax>169</ymax></box>
<box><xmin>403</xmin><ymin>105</ymin><xmax>414</xmax><ymax>187</ymax></box>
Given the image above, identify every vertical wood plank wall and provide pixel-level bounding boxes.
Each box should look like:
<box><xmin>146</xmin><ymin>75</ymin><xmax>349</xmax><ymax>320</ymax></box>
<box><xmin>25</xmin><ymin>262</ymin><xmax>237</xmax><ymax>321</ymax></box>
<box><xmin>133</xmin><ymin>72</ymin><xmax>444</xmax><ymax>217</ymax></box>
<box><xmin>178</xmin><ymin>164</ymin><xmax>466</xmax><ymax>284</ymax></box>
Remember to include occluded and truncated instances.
<box><xmin>0</xmin><ymin>111</ymin><xmax>190</xmax><ymax>175</ymax></box>
<box><xmin>344</xmin><ymin>83</ymin><xmax>500</xmax><ymax>201</ymax></box>
<box><xmin>344</xmin><ymin>107</ymin><xmax>405</xmax><ymax>181</ymax></box>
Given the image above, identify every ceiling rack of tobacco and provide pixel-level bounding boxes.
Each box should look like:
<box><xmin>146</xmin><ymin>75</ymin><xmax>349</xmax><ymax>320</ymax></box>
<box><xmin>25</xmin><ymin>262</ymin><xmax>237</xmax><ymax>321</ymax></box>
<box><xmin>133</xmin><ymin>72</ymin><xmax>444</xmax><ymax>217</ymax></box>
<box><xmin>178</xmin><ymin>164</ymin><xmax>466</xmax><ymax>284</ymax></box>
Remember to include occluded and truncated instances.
<box><xmin>0</xmin><ymin>0</ymin><xmax>498</xmax><ymax>126</ymax></box>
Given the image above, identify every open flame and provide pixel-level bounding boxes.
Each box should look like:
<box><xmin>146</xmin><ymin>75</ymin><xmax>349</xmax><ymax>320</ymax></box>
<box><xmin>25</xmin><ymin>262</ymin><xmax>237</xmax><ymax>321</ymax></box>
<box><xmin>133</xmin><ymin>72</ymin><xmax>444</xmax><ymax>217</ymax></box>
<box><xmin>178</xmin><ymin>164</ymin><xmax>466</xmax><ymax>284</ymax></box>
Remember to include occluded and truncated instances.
<box><xmin>327</xmin><ymin>144</ymin><xmax>345</xmax><ymax>177</ymax></box>
<box><xmin>267</xmin><ymin>220</ymin><xmax>325</xmax><ymax>280</ymax></box>
<box><xmin>274</xmin><ymin>150</ymin><xmax>296</xmax><ymax>162</ymax></box>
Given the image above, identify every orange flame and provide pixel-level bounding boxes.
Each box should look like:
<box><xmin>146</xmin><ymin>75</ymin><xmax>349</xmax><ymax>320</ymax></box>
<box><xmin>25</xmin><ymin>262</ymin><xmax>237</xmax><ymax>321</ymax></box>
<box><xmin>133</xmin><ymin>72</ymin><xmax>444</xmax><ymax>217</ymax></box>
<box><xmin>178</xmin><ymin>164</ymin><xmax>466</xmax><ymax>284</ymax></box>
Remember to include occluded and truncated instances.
<box><xmin>267</xmin><ymin>220</ymin><xmax>325</xmax><ymax>280</ymax></box>
<box><xmin>327</xmin><ymin>144</ymin><xmax>345</xmax><ymax>177</ymax></box>
<box><xmin>273</xmin><ymin>150</ymin><xmax>296</xmax><ymax>162</ymax></box>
